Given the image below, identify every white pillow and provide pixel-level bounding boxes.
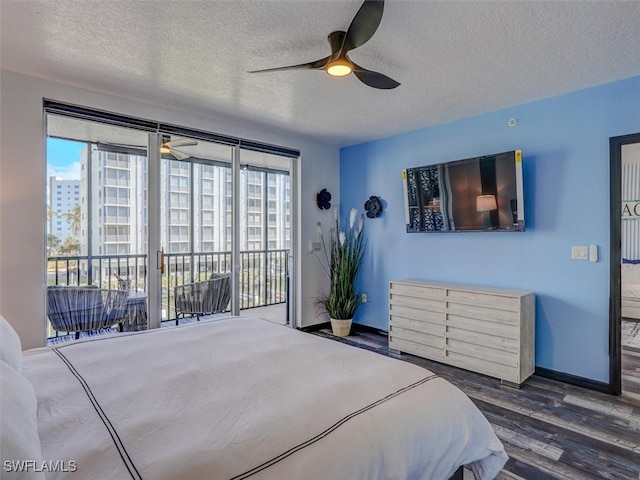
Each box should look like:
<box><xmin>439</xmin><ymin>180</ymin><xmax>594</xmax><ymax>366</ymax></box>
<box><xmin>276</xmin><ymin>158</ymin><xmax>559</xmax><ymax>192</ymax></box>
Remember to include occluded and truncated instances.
<box><xmin>0</xmin><ymin>360</ymin><xmax>45</xmax><ymax>479</ymax></box>
<box><xmin>0</xmin><ymin>315</ymin><xmax>23</xmax><ymax>373</ymax></box>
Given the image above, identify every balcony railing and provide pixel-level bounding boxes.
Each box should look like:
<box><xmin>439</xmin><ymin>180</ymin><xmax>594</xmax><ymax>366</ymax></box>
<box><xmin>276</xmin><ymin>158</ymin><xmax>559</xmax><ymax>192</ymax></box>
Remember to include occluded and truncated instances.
<box><xmin>47</xmin><ymin>248</ymin><xmax>288</xmax><ymax>324</ymax></box>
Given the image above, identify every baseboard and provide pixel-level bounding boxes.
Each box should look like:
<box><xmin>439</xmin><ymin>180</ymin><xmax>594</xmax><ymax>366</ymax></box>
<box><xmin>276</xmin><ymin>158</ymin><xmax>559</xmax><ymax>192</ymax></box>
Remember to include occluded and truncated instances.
<box><xmin>351</xmin><ymin>322</ymin><xmax>388</xmax><ymax>336</ymax></box>
<box><xmin>299</xmin><ymin>322</ymin><xmax>331</xmax><ymax>333</ymax></box>
<box><xmin>300</xmin><ymin>321</ymin><xmax>388</xmax><ymax>336</ymax></box>
<box><xmin>535</xmin><ymin>367</ymin><xmax>613</xmax><ymax>394</ymax></box>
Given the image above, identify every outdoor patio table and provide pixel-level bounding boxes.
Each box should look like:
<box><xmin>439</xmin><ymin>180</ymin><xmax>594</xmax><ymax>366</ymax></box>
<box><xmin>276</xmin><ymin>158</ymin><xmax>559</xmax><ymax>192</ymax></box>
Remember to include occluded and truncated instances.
<box><xmin>120</xmin><ymin>292</ymin><xmax>147</xmax><ymax>332</ymax></box>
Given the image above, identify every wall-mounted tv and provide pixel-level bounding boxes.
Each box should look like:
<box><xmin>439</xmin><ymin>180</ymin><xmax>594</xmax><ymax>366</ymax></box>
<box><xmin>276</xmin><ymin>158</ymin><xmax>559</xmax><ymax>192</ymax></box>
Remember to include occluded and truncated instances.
<box><xmin>402</xmin><ymin>150</ymin><xmax>525</xmax><ymax>232</ymax></box>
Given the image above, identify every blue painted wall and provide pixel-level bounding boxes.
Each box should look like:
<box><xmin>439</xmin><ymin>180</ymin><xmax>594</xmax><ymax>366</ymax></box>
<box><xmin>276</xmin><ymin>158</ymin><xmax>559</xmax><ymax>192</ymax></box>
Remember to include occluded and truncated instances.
<box><xmin>340</xmin><ymin>75</ymin><xmax>640</xmax><ymax>383</ymax></box>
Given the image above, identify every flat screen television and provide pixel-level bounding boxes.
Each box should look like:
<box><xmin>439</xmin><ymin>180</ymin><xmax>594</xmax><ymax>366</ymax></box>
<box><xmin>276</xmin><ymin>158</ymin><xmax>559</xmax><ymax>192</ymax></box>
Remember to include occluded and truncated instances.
<box><xmin>402</xmin><ymin>150</ymin><xmax>525</xmax><ymax>232</ymax></box>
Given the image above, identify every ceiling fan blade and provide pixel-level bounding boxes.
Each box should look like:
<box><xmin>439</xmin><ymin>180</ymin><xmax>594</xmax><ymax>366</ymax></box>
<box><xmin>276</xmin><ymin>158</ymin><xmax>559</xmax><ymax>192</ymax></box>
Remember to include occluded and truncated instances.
<box><xmin>248</xmin><ymin>57</ymin><xmax>330</xmax><ymax>74</ymax></box>
<box><xmin>166</xmin><ymin>138</ymin><xmax>197</xmax><ymax>148</ymax></box>
<box><xmin>168</xmin><ymin>149</ymin><xmax>190</xmax><ymax>161</ymax></box>
<box><xmin>352</xmin><ymin>64</ymin><xmax>400</xmax><ymax>89</ymax></box>
<box><xmin>327</xmin><ymin>31</ymin><xmax>346</xmax><ymax>55</ymax></box>
<box><xmin>342</xmin><ymin>0</ymin><xmax>384</xmax><ymax>53</ymax></box>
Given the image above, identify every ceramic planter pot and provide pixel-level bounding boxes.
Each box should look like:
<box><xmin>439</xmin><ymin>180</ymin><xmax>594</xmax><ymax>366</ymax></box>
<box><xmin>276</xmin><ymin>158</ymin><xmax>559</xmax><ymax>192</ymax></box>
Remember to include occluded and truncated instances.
<box><xmin>330</xmin><ymin>318</ymin><xmax>352</xmax><ymax>337</ymax></box>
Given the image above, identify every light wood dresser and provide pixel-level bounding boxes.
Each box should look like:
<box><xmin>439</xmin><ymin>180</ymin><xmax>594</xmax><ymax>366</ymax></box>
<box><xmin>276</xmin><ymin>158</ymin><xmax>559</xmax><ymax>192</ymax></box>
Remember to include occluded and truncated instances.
<box><xmin>389</xmin><ymin>280</ymin><xmax>535</xmax><ymax>386</ymax></box>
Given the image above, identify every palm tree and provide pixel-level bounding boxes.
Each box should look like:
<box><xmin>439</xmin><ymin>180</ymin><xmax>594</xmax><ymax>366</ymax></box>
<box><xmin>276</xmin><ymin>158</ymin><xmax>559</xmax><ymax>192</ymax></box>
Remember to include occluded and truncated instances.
<box><xmin>63</xmin><ymin>204</ymin><xmax>81</xmax><ymax>238</ymax></box>
<box><xmin>47</xmin><ymin>234</ymin><xmax>60</xmax><ymax>256</ymax></box>
<box><xmin>58</xmin><ymin>236</ymin><xmax>81</xmax><ymax>256</ymax></box>
<box><xmin>46</xmin><ymin>204</ymin><xmax>56</xmax><ymax>234</ymax></box>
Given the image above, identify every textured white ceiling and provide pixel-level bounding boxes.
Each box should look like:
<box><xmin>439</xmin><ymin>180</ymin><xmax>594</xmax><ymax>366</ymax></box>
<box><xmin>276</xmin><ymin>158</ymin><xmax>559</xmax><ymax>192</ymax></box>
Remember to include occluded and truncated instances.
<box><xmin>2</xmin><ymin>0</ymin><xmax>640</xmax><ymax>147</ymax></box>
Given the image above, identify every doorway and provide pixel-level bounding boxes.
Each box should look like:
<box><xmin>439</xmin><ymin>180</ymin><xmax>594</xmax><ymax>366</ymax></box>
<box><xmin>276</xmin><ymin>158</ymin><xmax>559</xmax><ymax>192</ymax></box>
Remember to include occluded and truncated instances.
<box><xmin>609</xmin><ymin>132</ymin><xmax>640</xmax><ymax>398</ymax></box>
<box><xmin>157</xmin><ymin>138</ymin><xmax>293</xmax><ymax>326</ymax></box>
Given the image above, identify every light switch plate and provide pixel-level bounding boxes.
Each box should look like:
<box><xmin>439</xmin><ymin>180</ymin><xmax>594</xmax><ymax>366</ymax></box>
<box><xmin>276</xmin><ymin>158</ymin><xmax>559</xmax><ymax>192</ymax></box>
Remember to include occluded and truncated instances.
<box><xmin>571</xmin><ymin>246</ymin><xmax>588</xmax><ymax>260</ymax></box>
<box><xmin>589</xmin><ymin>244</ymin><xmax>598</xmax><ymax>262</ymax></box>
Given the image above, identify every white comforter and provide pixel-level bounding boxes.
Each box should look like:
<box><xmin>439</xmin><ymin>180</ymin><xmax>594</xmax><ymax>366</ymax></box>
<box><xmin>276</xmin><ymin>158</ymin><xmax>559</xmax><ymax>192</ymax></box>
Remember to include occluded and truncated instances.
<box><xmin>23</xmin><ymin>317</ymin><xmax>507</xmax><ymax>480</ymax></box>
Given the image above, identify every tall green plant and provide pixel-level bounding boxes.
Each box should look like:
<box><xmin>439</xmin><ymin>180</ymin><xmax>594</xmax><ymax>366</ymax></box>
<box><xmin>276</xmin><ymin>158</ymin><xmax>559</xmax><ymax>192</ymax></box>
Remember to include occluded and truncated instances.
<box><xmin>315</xmin><ymin>208</ymin><xmax>365</xmax><ymax>320</ymax></box>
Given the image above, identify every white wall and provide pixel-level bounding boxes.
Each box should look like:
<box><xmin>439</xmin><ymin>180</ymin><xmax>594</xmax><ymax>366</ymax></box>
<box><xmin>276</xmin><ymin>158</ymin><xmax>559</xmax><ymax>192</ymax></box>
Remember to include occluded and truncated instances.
<box><xmin>0</xmin><ymin>69</ymin><xmax>339</xmax><ymax>349</ymax></box>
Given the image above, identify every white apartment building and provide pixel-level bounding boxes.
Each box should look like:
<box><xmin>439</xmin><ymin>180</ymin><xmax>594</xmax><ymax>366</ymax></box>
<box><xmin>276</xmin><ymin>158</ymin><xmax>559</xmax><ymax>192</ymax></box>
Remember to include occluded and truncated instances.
<box><xmin>48</xmin><ymin>177</ymin><xmax>81</xmax><ymax>241</ymax></box>
<box><xmin>80</xmin><ymin>146</ymin><xmax>290</xmax><ymax>263</ymax></box>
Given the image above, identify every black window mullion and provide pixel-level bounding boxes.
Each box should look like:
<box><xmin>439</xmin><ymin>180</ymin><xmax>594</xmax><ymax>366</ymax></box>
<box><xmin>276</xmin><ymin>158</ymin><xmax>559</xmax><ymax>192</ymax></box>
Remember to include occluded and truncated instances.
<box><xmin>44</xmin><ymin>100</ymin><xmax>299</xmax><ymax>162</ymax></box>
<box><xmin>44</xmin><ymin>100</ymin><xmax>157</xmax><ymax>132</ymax></box>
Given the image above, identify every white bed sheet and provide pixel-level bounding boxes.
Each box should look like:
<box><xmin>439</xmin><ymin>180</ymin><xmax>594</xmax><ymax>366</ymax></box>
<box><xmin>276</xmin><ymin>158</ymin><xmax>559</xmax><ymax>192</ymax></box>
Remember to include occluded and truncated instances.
<box><xmin>621</xmin><ymin>264</ymin><xmax>640</xmax><ymax>319</ymax></box>
<box><xmin>22</xmin><ymin>317</ymin><xmax>507</xmax><ymax>480</ymax></box>
<box><xmin>623</xmin><ymin>283</ymin><xmax>640</xmax><ymax>301</ymax></box>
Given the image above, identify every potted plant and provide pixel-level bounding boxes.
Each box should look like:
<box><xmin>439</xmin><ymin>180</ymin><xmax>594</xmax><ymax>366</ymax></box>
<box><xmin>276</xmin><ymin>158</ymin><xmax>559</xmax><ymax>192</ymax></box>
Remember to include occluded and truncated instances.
<box><xmin>315</xmin><ymin>207</ymin><xmax>365</xmax><ymax>336</ymax></box>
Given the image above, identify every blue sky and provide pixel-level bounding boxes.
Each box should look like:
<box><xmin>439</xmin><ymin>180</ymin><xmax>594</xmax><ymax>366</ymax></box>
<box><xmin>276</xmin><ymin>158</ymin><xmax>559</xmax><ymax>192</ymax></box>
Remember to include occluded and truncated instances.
<box><xmin>47</xmin><ymin>138</ymin><xmax>86</xmax><ymax>180</ymax></box>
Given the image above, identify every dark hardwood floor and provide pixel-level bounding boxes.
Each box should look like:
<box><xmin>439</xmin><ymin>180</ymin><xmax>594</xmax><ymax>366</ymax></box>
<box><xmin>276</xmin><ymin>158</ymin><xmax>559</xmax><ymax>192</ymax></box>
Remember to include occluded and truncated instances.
<box><xmin>310</xmin><ymin>327</ymin><xmax>640</xmax><ymax>480</ymax></box>
<box><xmin>623</xmin><ymin>346</ymin><xmax>640</xmax><ymax>403</ymax></box>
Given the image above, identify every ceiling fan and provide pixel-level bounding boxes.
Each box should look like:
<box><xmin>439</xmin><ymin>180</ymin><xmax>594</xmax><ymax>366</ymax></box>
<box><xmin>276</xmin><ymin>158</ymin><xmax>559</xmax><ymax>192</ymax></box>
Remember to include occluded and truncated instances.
<box><xmin>96</xmin><ymin>136</ymin><xmax>198</xmax><ymax>160</ymax></box>
<box><xmin>160</xmin><ymin>136</ymin><xmax>197</xmax><ymax>160</ymax></box>
<box><xmin>248</xmin><ymin>0</ymin><xmax>400</xmax><ymax>90</ymax></box>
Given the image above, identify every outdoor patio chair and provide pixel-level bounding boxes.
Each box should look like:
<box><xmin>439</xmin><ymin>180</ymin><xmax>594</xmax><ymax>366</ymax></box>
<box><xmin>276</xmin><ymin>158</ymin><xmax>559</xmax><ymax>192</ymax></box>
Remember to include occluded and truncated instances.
<box><xmin>46</xmin><ymin>286</ymin><xmax>129</xmax><ymax>339</ymax></box>
<box><xmin>174</xmin><ymin>273</ymin><xmax>232</xmax><ymax>325</ymax></box>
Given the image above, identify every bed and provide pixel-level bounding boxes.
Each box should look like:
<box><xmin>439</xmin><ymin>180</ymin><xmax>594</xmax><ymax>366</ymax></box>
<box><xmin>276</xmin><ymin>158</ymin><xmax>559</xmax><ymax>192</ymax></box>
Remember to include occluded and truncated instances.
<box><xmin>2</xmin><ymin>315</ymin><xmax>508</xmax><ymax>480</ymax></box>
<box><xmin>622</xmin><ymin>262</ymin><xmax>640</xmax><ymax>320</ymax></box>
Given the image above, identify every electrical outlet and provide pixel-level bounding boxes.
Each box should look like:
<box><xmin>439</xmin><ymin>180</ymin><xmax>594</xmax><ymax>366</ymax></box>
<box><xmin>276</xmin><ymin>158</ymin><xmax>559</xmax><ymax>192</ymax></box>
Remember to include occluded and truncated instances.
<box><xmin>361</xmin><ymin>293</ymin><xmax>367</xmax><ymax>303</ymax></box>
<box><xmin>308</xmin><ymin>241</ymin><xmax>321</xmax><ymax>253</ymax></box>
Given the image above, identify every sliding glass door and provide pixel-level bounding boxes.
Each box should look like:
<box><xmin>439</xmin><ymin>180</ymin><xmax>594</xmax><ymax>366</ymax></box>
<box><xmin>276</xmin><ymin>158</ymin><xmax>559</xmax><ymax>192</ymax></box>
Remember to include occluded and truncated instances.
<box><xmin>158</xmin><ymin>140</ymin><xmax>293</xmax><ymax>325</ymax></box>
<box><xmin>156</xmin><ymin>136</ymin><xmax>235</xmax><ymax>323</ymax></box>
<box><xmin>45</xmin><ymin>104</ymin><xmax>297</xmax><ymax>341</ymax></box>
<box><xmin>237</xmin><ymin>148</ymin><xmax>292</xmax><ymax>325</ymax></box>
<box><xmin>46</xmin><ymin>115</ymin><xmax>151</xmax><ymax>338</ymax></box>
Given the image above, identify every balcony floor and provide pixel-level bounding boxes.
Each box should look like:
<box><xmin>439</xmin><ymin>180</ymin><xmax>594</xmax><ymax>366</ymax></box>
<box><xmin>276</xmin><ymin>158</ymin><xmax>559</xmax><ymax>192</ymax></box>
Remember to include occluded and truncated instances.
<box><xmin>200</xmin><ymin>303</ymin><xmax>287</xmax><ymax>325</ymax></box>
<box><xmin>46</xmin><ymin>303</ymin><xmax>287</xmax><ymax>346</ymax></box>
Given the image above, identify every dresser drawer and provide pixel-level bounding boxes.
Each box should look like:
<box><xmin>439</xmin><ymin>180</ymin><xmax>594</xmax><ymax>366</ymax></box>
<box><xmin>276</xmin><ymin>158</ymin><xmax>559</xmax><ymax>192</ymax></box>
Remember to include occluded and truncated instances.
<box><xmin>446</xmin><ymin>314</ymin><xmax>519</xmax><ymax>340</ymax></box>
<box><xmin>447</xmin><ymin>289</ymin><xmax>520</xmax><ymax>312</ymax></box>
<box><xmin>390</xmin><ymin>294</ymin><xmax>444</xmax><ymax>314</ymax></box>
<box><xmin>390</xmin><ymin>325</ymin><xmax>445</xmax><ymax>349</ymax></box>
<box><xmin>390</xmin><ymin>282</ymin><xmax>445</xmax><ymax>301</ymax></box>
<box><xmin>389</xmin><ymin>336</ymin><xmax>444</xmax><ymax>362</ymax></box>
<box><xmin>446</xmin><ymin>351</ymin><xmax>519</xmax><ymax>384</ymax></box>
<box><xmin>446</xmin><ymin>337</ymin><xmax>518</xmax><ymax>368</ymax></box>
<box><xmin>390</xmin><ymin>304</ymin><xmax>444</xmax><ymax>325</ymax></box>
<box><xmin>390</xmin><ymin>314</ymin><xmax>445</xmax><ymax>333</ymax></box>
<box><xmin>446</xmin><ymin>325</ymin><xmax>519</xmax><ymax>354</ymax></box>
<box><xmin>446</xmin><ymin>302</ymin><xmax>520</xmax><ymax>326</ymax></box>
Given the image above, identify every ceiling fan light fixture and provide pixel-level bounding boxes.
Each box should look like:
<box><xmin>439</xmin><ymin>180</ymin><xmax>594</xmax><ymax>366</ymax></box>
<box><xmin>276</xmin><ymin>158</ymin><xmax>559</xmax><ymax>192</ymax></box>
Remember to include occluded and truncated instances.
<box><xmin>160</xmin><ymin>145</ymin><xmax>171</xmax><ymax>154</ymax></box>
<box><xmin>326</xmin><ymin>59</ymin><xmax>352</xmax><ymax>77</ymax></box>
<box><xmin>248</xmin><ymin>0</ymin><xmax>400</xmax><ymax>89</ymax></box>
